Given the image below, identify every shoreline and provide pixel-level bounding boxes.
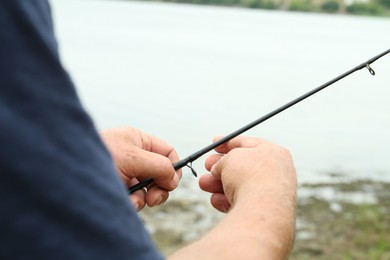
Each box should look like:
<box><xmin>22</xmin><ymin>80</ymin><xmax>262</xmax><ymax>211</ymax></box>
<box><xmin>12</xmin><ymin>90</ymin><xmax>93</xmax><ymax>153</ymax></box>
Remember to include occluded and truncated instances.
<box><xmin>134</xmin><ymin>0</ymin><xmax>390</xmax><ymax>17</ymax></box>
<box><xmin>140</xmin><ymin>174</ymin><xmax>390</xmax><ymax>258</ymax></box>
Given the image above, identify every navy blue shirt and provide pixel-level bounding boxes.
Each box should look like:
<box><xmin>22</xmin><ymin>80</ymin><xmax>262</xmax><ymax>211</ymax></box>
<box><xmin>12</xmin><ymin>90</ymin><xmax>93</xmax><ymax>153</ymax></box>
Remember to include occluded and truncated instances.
<box><xmin>0</xmin><ymin>1</ymin><xmax>162</xmax><ymax>259</ymax></box>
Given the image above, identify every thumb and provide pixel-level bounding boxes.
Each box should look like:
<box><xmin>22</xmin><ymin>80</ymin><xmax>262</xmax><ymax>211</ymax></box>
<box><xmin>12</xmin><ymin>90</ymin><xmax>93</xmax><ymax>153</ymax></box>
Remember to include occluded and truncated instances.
<box><xmin>123</xmin><ymin>147</ymin><xmax>180</xmax><ymax>191</ymax></box>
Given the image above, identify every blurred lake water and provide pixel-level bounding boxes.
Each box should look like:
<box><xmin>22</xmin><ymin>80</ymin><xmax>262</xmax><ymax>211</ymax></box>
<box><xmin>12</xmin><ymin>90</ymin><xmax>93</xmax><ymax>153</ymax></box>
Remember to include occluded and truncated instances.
<box><xmin>50</xmin><ymin>0</ymin><xmax>390</xmax><ymax>198</ymax></box>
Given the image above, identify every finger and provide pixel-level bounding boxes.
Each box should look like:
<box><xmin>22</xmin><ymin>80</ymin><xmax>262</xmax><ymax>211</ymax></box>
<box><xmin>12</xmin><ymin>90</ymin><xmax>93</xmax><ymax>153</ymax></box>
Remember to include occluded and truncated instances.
<box><xmin>139</xmin><ymin>131</ymin><xmax>183</xmax><ymax>180</ymax></box>
<box><xmin>199</xmin><ymin>174</ymin><xmax>224</xmax><ymax>193</ymax></box>
<box><xmin>149</xmin><ymin>136</ymin><xmax>183</xmax><ymax>180</ymax></box>
<box><xmin>209</xmin><ymin>154</ymin><xmax>226</xmax><ymax>180</ymax></box>
<box><xmin>140</xmin><ymin>131</ymin><xmax>180</xmax><ymax>162</ymax></box>
<box><xmin>123</xmin><ymin>147</ymin><xmax>179</xmax><ymax>191</ymax></box>
<box><xmin>210</xmin><ymin>193</ymin><xmax>231</xmax><ymax>213</ymax></box>
<box><xmin>145</xmin><ymin>184</ymin><xmax>170</xmax><ymax>207</ymax></box>
<box><xmin>129</xmin><ymin>191</ymin><xmax>146</xmax><ymax>212</ymax></box>
<box><xmin>212</xmin><ymin>136</ymin><xmax>266</xmax><ymax>154</ymax></box>
<box><xmin>205</xmin><ymin>154</ymin><xmax>224</xmax><ymax>171</ymax></box>
<box><xmin>128</xmin><ymin>179</ymin><xmax>146</xmax><ymax>211</ymax></box>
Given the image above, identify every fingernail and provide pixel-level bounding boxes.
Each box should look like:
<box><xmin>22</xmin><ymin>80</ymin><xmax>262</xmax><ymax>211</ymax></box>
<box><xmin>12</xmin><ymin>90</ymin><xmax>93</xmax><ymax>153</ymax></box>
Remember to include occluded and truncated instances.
<box><xmin>131</xmin><ymin>197</ymin><xmax>139</xmax><ymax>211</ymax></box>
<box><xmin>172</xmin><ymin>173</ymin><xmax>179</xmax><ymax>189</ymax></box>
<box><xmin>210</xmin><ymin>164</ymin><xmax>216</xmax><ymax>173</ymax></box>
<box><xmin>153</xmin><ymin>195</ymin><xmax>163</xmax><ymax>207</ymax></box>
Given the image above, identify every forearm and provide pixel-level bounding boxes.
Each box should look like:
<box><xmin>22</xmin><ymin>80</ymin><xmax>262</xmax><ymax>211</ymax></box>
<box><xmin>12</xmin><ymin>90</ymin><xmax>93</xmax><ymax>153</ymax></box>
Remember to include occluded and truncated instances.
<box><xmin>169</xmin><ymin>190</ymin><xmax>296</xmax><ymax>260</ymax></box>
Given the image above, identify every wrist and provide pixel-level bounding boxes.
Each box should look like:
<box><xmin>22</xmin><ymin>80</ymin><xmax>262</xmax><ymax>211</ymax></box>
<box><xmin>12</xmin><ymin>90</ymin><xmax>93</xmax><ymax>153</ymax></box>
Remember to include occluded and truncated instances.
<box><xmin>230</xmin><ymin>197</ymin><xmax>296</xmax><ymax>259</ymax></box>
<box><xmin>230</xmin><ymin>183</ymin><xmax>297</xmax><ymax>254</ymax></box>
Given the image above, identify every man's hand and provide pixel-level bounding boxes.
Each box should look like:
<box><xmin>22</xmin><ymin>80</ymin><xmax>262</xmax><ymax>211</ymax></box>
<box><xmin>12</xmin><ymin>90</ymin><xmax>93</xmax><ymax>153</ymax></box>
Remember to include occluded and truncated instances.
<box><xmin>100</xmin><ymin>127</ymin><xmax>181</xmax><ymax>211</ymax></box>
<box><xmin>170</xmin><ymin>136</ymin><xmax>296</xmax><ymax>260</ymax></box>
<box><xmin>200</xmin><ymin>136</ymin><xmax>296</xmax><ymax>213</ymax></box>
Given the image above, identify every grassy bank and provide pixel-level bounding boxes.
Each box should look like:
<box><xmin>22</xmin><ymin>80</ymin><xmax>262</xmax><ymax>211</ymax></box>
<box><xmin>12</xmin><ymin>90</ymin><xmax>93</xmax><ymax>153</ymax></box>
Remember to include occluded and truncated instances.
<box><xmin>138</xmin><ymin>0</ymin><xmax>390</xmax><ymax>16</ymax></box>
<box><xmin>293</xmin><ymin>180</ymin><xmax>390</xmax><ymax>259</ymax></box>
<box><xmin>140</xmin><ymin>178</ymin><xmax>390</xmax><ymax>259</ymax></box>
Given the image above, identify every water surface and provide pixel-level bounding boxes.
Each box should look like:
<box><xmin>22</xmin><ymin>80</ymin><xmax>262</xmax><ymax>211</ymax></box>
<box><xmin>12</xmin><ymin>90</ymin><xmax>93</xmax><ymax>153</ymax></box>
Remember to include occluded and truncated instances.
<box><xmin>50</xmin><ymin>0</ymin><xmax>390</xmax><ymax>197</ymax></box>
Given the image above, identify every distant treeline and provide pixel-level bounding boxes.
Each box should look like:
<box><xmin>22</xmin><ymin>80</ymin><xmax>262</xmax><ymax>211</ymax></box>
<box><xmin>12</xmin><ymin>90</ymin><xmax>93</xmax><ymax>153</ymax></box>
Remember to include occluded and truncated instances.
<box><xmin>140</xmin><ymin>0</ymin><xmax>390</xmax><ymax>16</ymax></box>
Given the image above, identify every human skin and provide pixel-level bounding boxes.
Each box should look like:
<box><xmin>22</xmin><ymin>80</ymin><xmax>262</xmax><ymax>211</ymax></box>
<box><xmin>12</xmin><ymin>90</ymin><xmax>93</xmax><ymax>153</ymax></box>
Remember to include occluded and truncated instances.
<box><xmin>169</xmin><ymin>136</ymin><xmax>297</xmax><ymax>259</ymax></box>
<box><xmin>100</xmin><ymin>127</ymin><xmax>182</xmax><ymax>211</ymax></box>
<box><xmin>102</xmin><ymin>128</ymin><xmax>297</xmax><ymax>259</ymax></box>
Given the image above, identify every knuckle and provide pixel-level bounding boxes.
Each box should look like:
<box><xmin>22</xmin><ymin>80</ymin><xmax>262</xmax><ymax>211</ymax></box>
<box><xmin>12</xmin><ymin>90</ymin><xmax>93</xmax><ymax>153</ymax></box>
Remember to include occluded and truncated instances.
<box><xmin>161</xmin><ymin>157</ymin><xmax>173</xmax><ymax>173</ymax></box>
<box><xmin>278</xmin><ymin>146</ymin><xmax>293</xmax><ymax>160</ymax></box>
<box><xmin>227</xmin><ymin>147</ymin><xmax>242</xmax><ymax>158</ymax></box>
<box><xmin>122</xmin><ymin>149</ymin><xmax>139</xmax><ymax>172</ymax></box>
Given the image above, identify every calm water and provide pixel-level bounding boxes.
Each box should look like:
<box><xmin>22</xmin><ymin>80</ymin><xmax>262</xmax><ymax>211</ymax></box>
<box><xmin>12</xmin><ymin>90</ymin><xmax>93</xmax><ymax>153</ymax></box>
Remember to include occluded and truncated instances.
<box><xmin>50</xmin><ymin>0</ymin><xmax>390</xmax><ymax>196</ymax></box>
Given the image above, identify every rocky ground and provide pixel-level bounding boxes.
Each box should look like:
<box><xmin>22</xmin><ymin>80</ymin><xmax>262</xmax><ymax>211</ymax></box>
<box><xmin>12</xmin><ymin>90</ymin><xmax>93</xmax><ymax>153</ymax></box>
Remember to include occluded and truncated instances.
<box><xmin>140</xmin><ymin>175</ymin><xmax>390</xmax><ymax>259</ymax></box>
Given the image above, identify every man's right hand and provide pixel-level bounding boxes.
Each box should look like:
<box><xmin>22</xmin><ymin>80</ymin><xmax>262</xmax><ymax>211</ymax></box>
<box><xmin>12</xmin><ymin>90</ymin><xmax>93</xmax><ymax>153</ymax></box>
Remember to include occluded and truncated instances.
<box><xmin>170</xmin><ymin>136</ymin><xmax>297</xmax><ymax>259</ymax></box>
<box><xmin>199</xmin><ymin>136</ymin><xmax>297</xmax><ymax>213</ymax></box>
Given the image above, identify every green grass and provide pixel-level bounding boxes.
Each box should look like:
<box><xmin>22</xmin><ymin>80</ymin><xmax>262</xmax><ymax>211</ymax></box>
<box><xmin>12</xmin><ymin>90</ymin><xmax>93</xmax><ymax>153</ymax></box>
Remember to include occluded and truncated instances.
<box><xmin>292</xmin><ymin>181</ymin><xmax>390</xmax><ymax>259</ymax></box>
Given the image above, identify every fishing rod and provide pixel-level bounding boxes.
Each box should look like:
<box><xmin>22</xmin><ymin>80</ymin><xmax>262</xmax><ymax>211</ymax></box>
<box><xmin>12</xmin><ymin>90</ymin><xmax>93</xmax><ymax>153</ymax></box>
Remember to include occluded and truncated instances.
<box><xmin>129</xmin><ymin>48</ymin><xmax>390</xmax><ymax>194</ymax></box>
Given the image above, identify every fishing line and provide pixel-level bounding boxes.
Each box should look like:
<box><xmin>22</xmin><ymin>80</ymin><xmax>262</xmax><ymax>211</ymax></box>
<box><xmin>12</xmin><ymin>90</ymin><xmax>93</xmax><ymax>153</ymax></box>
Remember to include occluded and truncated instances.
<box><xmin>128</xmin><ymin>49</ymin><xmax>390</xmax><ymax>194</ymax></box>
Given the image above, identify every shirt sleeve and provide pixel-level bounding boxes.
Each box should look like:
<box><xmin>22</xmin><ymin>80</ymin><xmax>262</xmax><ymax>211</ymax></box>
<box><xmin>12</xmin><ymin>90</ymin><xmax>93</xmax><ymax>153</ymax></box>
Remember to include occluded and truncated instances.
<box><xmin>0</xmin><ymin>1</ymin><xmax>163</xmax><ymax>259</ymax></box>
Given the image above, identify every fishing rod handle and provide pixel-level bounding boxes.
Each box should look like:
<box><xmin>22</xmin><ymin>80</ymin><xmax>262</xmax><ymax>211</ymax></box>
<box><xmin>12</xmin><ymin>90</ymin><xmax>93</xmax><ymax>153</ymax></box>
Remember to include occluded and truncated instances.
<box><xmin>128</xmin><ymin>159</ymin><xmax>189</xmax><ymax>194</ymax></box>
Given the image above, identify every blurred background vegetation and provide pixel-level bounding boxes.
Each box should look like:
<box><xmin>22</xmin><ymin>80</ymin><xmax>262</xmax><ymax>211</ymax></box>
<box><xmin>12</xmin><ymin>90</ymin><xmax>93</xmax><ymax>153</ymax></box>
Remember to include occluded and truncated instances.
<box><xmin>137</xmin><ymin>0</ymin><xmax>390</xmax><ymax>16</ymax></box>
